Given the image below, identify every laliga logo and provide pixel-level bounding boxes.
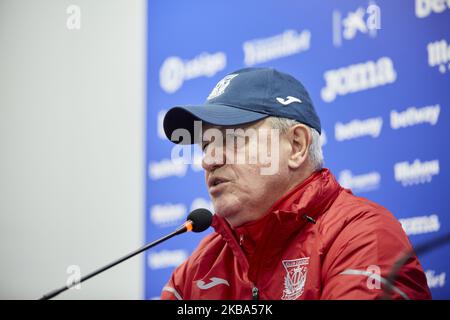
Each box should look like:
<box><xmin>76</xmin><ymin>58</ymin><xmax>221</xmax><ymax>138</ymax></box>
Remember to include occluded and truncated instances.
<box><xmin>159</xmin><ymin>52</ymin><xmax>227</xmax><ymax>93</ymax></box>
<box><xmin>332</xmin><ymin>2</ymin><xmax>381</xmax><ymax>47</ymax></box>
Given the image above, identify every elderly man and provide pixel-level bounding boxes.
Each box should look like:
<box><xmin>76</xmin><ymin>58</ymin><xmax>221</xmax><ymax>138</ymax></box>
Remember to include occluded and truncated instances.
<box><xmin>160</xmin><ymin>67</ymin><xmax>431</xmax><ymax>300</ymax></box>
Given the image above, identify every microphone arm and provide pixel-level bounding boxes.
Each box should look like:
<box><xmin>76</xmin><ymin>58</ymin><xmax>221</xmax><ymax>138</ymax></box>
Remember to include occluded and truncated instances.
<box><xmin>381</xmin><ymin>232</ymin><xmax>450</xmax><ymax>299</ymax></box>
<box><xmin>39</xmin><ymin>222</ymin><xmax>192</xmax><ymax>300</ymax></box>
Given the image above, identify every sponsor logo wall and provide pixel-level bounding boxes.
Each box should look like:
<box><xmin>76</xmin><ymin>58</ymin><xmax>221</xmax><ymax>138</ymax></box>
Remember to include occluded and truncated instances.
<box><xmin>146</xmin><ymin>0</ymin><xmax>450</xmax><ymax>299</ymax></box>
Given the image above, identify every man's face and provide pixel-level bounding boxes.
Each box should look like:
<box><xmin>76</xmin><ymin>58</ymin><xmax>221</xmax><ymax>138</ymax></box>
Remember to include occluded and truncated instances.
<box><xmin>200</xmin><ymin>118</ymin><xmax>292</xmax><ymax>227</ymax></box>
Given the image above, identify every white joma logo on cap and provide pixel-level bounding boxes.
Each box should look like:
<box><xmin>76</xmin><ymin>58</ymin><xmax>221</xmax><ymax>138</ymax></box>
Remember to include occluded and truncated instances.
<box><xmin>196</xmin><ymin>277</ymin><xmax>230</xmax><ymax>290</ymax></box>
<box><xmin>276</xmin><ymin>96</ymin><xmax>302</xmax><ymax>105</ymax></box>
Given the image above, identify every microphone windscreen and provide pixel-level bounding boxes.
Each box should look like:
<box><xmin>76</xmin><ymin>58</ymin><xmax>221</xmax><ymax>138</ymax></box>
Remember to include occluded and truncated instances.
<box><xmin>187</xmin><ymin>208</ymin><xmax>213</xmax><ymax>232</ymax></box>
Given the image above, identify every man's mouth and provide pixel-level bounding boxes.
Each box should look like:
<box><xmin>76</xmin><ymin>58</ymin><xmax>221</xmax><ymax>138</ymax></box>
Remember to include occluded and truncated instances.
<box><xmin>208</xmin><ymin>177</ymin><xmax>230</xmax><ymax>194</ymax></box>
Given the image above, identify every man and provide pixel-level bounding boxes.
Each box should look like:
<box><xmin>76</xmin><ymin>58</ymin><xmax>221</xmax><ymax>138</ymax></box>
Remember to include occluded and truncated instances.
<box><xmin>160</xmin><ymin>67</ymin><xmax>431</xmax><ymax>300</ymax></box>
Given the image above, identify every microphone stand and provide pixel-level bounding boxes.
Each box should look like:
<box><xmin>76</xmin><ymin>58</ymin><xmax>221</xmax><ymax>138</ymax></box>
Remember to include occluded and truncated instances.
<box><xmin>39</xmin><ymin>225</ymin><xmax>188</xmax><ymax>300</ymax></box>
<box><xmin>382</xmin><ymin>232</ymin><xmax>450</xmax><ymax>299</ymax></box>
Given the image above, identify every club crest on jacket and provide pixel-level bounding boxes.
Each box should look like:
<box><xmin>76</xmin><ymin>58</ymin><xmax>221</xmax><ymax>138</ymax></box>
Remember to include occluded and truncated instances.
<box><xmin>281</xmin><ymin>257</ymin><xmax>310</xmax><ymax>300</ymax></box>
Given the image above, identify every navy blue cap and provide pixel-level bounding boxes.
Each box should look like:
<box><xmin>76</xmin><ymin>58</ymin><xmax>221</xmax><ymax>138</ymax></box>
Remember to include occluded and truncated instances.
<box><xmin>163</xmin><ymin>67</ymin><xmax>321</xmax><ymax>143</ymax></box>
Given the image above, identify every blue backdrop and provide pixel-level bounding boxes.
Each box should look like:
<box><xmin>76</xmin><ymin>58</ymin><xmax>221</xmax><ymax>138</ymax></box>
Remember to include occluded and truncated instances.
<box><xmin>145</xmin><ymin>0</ymin><xmax>450</xmax><ymax>299</ymax></box>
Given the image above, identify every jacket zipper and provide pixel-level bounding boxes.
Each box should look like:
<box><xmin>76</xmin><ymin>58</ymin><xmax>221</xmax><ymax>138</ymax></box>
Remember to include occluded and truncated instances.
<box><xmin>252</xmin><ymin>285</ymin><xmax>259</xmax><ymax>300</ymax></box>
<box><xmin>248</xmin><ymin>217</ymin><xmax>275</xmax><ymax>301</ymax></box>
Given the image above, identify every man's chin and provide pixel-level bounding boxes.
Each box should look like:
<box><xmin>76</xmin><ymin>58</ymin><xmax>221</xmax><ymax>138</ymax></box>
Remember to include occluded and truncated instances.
<box><xmin>218</xmin><ymin>213</ymin><xmax>251</xmax><ymax>229</ymax></box>
<box><xmin>214</xmin><ymin>209</ymin><xmax>234</xmax><ymax>220</ymax></box>
<box><xmin>214</xmin><ymin>207</ymin><xmax>239</xmax><ymax>225</ymax></box>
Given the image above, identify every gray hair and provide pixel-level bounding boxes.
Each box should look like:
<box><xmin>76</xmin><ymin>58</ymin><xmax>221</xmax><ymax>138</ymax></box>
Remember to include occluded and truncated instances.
<box><xmin>269</xmin><ymin>117</ymin><xmax>324</xmax><ymax>171</ymax></box>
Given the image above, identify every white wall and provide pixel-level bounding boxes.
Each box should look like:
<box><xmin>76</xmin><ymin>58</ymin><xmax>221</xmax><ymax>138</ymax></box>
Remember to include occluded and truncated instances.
<box><xmin>0</xmin><ymin>0</ymin><xmax>146</xmax><ymax>299</ymax></box>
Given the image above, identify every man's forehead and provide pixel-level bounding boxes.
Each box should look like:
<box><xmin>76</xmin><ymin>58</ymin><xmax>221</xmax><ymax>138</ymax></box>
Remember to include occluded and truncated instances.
<box><xmin>196</xmin><ymin>118</ymin><xmax>275</xmax><ymax>146</ymax></box>
<box><xmin>202</xmin><ymin>118</ymin><xmax>270</xmax><ymax>131</ymax></box>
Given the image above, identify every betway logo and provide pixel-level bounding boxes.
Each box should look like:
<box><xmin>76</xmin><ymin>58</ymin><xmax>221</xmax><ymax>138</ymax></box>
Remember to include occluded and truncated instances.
<box><xmin>148</xmin><ymin>250</ymin><xmax>188</xmax><ymax>270</ymax></box>
<box><xmin>150</xmin><ymin>203</ymin><xmax>186</xmax><ymax>227</ymax></box>
<box><xmin>394</xmin><ymin>159</ymin><xmax>440</xmax><ymax>186</ymax></box>
<box><xmin>427</xmin><ymin>39</ymin><xmax>450</xmax><ymax>74</ymax></box>
<box><xmin>416</xmin><ymin>0</ymin><xmax>450</xmax><ymax>18</ymax></box>
<box><xmin>338</xmin><ymin>170</ymin><xmax>381</xmax><ymax>193</ymax></box>
<box><xmin>399</xmin><ymin>214</ymin><xmax>440</xmax><ymax>235</ymax></box>
<box><xmin>335</xmin><ymin>117</ymin><xmax>382</xmax><ymax>141</ymax></box>
<box><xmin>425</xmin><ymin>270</ymin><xmax>446</xmax><ymax>289</ymax></box>
<box><xmin>159</xmin><ymin>52</ymin><xmax>226</xmax><ymax>93</ymax></box>
<box><xmin>243</xmin><ymin>29</ymin><xmax>311</xmax><ymax>66</ymax></box>
<box><xmin>391</xmin><ymin>104</ymin><xmax>440</xmax><ymax>129</ymax></box>
<box><xmin>148</xmin><ymin>159</ymin><xmax>188</xmax><ymax>180</ymax></box>
<box><xmin>151</xmin><ymin>198</ymin><xmax>214</xmax><ymax>228</ymax></box>
<box><xmin>321</xmin><ymin>57</ymin><xmax>397</xmax><ymax>102</ymax></box>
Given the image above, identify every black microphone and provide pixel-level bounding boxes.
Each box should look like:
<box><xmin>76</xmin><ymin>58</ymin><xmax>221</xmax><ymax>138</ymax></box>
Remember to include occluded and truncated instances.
<box><xmin>39</xmin><ymin>208</ymin><xmax>213</xmax><ymax>300</ymax></box>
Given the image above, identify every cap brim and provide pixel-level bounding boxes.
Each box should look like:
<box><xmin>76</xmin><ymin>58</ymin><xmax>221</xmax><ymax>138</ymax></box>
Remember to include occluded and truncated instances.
<box><xmin>163</xmin><ymin>104</ymin><xmax>269</xmax><ymax>144</ymax></box>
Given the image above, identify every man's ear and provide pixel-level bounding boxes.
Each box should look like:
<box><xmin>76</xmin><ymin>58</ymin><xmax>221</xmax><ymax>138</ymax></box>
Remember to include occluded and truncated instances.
<box><xmin>287</xmin><ymin>124</ymin><xmax>311</xmax><ymax>170</ymax></box>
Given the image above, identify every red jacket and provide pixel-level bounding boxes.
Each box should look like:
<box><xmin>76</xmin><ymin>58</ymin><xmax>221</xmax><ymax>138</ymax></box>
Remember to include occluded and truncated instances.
<box><xmin>161</xmin><ymin>168</ymin><xmax>431</xmax><ymax>300</ymax></box>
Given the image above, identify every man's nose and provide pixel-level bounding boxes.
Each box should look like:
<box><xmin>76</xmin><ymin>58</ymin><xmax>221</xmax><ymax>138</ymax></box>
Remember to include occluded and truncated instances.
<box><xmin>201</xmin><ymin>145</ymin><xmax>225</xmax><ymax>172</ymax></box>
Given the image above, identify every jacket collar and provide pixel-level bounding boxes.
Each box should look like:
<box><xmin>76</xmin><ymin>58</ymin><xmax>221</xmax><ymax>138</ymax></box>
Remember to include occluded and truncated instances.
<box><xmin>211</xmin><ymin>168</ymin><xmax>342</xmax><ymax>261</ymax></box>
